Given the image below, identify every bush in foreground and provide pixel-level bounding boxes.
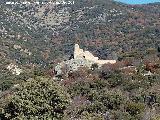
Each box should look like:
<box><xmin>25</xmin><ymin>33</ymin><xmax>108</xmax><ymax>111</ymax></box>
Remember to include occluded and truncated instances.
<box><xmin>3</xmin><ymin>76</ymin><xmax>71</xmax><ymax>120</ymax></box>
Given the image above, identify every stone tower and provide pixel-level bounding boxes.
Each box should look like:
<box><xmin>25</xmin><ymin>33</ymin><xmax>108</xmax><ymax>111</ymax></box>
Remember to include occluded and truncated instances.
<box><xmin>74</xmin><ymin>44</ymin><xmax>84</xmax><ymax>59</ymax></box>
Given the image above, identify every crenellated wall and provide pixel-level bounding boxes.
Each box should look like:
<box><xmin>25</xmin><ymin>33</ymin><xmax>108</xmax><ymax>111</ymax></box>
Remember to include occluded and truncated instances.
<box><xmin>74</xmin><ymin>44</ymin><xmax>116</xmax><ymax>65</ymax></box>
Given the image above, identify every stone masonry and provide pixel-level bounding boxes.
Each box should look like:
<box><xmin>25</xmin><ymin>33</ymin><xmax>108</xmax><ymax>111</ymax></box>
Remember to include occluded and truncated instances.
<box><xmin>74</xmin><ymin>44</ymin><xmax>116</xmax><ymax>65</ymax></box>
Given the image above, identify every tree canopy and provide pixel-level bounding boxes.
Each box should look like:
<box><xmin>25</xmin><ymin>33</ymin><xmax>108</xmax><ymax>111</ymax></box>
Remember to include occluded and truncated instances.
<box><xmin>3</xmin><ymin>77</ymin><xmax>71</xmax><ymax>120</ymax></box>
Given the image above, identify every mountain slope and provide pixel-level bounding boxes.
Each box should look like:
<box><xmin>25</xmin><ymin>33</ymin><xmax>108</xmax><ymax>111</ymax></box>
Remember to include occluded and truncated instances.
<box><xmin>0</xmin><ymin>0</ymin><xmax>160</xmax><ymax>75</ymax></box>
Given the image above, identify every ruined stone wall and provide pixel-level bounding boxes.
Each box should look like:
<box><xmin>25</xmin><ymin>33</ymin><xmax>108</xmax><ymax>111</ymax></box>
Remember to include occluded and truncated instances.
<box><xmin>74</xmin><ymin>44</ymin><xmax>116</xmax><ymax>65</ymax></box>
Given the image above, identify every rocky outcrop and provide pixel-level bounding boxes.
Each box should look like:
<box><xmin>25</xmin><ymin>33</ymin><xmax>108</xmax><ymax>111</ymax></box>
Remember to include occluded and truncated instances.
<box><xmin>55</xmin><ymin>57</ymin><xmax>94</xmax><ymax>75</ymax></box>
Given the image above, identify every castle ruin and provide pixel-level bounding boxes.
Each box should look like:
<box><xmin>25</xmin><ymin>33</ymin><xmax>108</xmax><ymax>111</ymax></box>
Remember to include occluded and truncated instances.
<box><xmin>74</xmin><ymin>44</ymin><xmax>116</xmax><ymax>65</ymax></box>
<box><xmin>54</xmin><ymin>44</ymin><xmax>116</xmax><ymax>76</ymax></box>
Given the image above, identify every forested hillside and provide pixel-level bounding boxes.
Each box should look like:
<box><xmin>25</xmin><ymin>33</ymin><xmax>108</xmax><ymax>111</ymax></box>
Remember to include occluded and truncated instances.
<box><xmin>0</xmin><ymin>0</ymin><xmax>160</xmax><ymax>119</ymax></box>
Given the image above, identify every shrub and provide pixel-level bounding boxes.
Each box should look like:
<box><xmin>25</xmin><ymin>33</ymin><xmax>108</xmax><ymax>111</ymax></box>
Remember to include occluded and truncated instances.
<box><xmin>80</xmin><ymin>111</ymin><xmax>104</xmax><ymax>120</ymax></box>
<box><xmin>88</xmin><ymin>90</ymin><xmax>124</xmax><ymax>111</ymax></box>
<box><xmin>3</xmin><ymin>77</ymin><xmax>71</xmax><ymax>120</ymax></box>
<box><xmin>100</xmin><ymin>90</ymin><xmax>124</xmax><ymax>110</ymax></box>
<box><xmin>107</xmin><ymin>73</ymin><xmax>122</xmax><ymax>87</ymax></box>
<box><xmin>125</xmin><ymin>102</ymin><xmax>145</xmax><ymax>116</ymax></box>
<box><xmin>91</xmin><ymin>63</ymin><xmax>99</xmax><ymax>71</ymax></box>
<box><xmin>151</xmin><ymin>116</ymin><xmax>160</xmax><ymax>120</ymax></box>
<box><xmin>110</xmin><ymin>110</ymin><xmax>134</xmax><ymax>120</ymax></box>
<box><xmin>0</xmin><ymin>80</ymin><xmax>13</xmax><ymax>91</ymax></box>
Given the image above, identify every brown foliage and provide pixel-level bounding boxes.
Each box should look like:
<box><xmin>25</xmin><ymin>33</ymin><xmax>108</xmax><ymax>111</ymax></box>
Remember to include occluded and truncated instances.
<box><xmin>144</xmin><ymin>61</ymin><xmax>159</xmax><ymax>73</ymax></box>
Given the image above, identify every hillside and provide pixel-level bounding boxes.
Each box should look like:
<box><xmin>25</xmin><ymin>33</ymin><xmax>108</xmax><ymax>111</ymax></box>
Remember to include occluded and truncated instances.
<box><xmin>0</xmin><ymin>0</ymin><xmax>160</xmax><ymax>119</ymax></box>
<box><xmin>0</xmin><ymin>0</ymin><xmax>160</xmax><ymax>62</ymax></box>
<box><xmin>0</xmin><ymin>0</ymin><xmax>160</xmax><ymax>93</ymax></box>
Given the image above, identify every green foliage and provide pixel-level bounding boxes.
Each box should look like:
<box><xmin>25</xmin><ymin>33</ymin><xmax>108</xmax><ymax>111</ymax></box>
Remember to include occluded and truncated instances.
<box><xmin>107</xmin><ymin>72</ymin><xmax>123</xmax><ymax>87</ymax></box>
<box><xmin>80</xmin><ymin>111</ymin><xmax>104</xmax><ymax>120</ymax></box>
<box><xmin>146</xmin><ymin>48</ymin><xmax>157</xmax><ymax>55</ymax></box>
<box><xmin>122</xmin><ymin>79</ymin><xmax>141</xmax><ymax>91</ymax></box>
<box><xmin>1</xmin><ymin>0</ymin><xmax>160</xmax><ymax>119</ymax></box>
<box><xmin>0</xmin><ymin>80</ymin><xmax>13</xmax><ymax>91</ymax></box>
<box><xmin>125</xmin><ymin>102</ymin><xmax>145</xmax><ymax>116</ymax></box>
<box><xmin>110</xmin><ymin>110</ymin><xmax>134</xmax><ymax>120</ymax></box>
<box><xmin>152</xmin><ymin>116</ymin><xmax>160</xmax><ymax>120</ymax></box>
<box><xmin>68</xmin><ymin>81</ymin><xmax>91</xmax><ymax>97</ymax></box>
<box><xmin>91</xmin><ymin>63</ymin><xmax>99</xmax><ymax>71</ymax></box>
<box><xmin>88</xmin><ymin>90</ymin><xmax>124</xmax><ymax>111</ymax></box>
<box><xmin>122</xmin><ymin>74</ymin><xmax>149</xmax><ymax>91</ymax></box>
<box><xmin>3</xmin><ymin>77</ymin><xmax>71</xmax><ymax>120</ymax></box>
